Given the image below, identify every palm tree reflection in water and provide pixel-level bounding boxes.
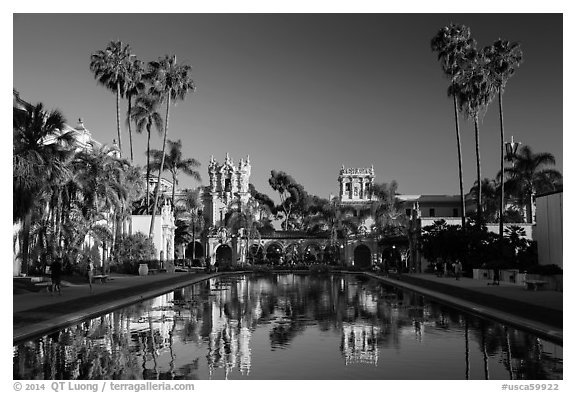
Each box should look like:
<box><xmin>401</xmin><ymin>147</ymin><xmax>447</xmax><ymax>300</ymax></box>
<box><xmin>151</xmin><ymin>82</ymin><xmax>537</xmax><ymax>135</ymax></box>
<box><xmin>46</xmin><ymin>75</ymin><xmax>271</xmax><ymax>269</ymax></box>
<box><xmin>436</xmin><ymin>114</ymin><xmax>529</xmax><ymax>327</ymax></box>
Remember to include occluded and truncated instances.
<box><xmin>13</xmin><ymin>274</ymin><xmax>562</xmax><ymax>380</ymax></box>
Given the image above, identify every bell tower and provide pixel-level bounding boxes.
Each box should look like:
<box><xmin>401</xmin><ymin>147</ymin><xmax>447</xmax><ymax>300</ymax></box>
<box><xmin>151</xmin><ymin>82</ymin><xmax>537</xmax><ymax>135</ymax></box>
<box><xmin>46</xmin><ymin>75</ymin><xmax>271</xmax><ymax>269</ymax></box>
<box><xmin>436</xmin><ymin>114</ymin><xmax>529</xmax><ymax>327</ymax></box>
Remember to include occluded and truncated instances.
<box><xmin>338</xmin><ymin>165</ymin><xmax>375</xmax><ymax>203</ymax></box>
<box><xmin>203</xmin><ymin>153</ymin><xmax>251</xmax><ymax>227</ymax></box>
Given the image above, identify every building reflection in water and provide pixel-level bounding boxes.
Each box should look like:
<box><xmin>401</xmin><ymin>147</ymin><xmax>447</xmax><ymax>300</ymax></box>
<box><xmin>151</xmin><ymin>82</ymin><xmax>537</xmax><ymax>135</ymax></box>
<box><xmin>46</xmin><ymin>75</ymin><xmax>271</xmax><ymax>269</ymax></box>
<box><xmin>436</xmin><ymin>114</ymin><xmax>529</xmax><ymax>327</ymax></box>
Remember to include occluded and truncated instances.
<box><xmin>13</xmin><ymin>274</ymin><xmax>562</xmax><ymax>380</ymax></box>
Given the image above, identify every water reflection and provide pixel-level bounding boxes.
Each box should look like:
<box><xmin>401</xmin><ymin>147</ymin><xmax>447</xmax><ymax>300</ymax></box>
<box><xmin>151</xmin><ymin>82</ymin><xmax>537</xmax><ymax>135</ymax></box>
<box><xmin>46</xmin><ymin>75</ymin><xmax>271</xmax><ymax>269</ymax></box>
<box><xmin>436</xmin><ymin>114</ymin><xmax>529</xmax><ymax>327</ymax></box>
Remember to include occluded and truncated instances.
<box><xmin>13</xmin><ymin>274</ymin><xmax>562</xmax><ymax>380</ymax></box>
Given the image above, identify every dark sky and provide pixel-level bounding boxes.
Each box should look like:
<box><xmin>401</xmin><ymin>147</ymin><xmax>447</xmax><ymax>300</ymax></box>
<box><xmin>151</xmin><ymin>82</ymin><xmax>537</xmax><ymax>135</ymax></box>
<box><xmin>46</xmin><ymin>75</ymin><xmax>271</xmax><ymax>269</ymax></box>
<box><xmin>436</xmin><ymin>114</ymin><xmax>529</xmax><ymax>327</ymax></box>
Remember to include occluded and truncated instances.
<box><xmin>13</xmin><ymin>13</ymin><xmax>563</xmax><ymax>200</ymax></box>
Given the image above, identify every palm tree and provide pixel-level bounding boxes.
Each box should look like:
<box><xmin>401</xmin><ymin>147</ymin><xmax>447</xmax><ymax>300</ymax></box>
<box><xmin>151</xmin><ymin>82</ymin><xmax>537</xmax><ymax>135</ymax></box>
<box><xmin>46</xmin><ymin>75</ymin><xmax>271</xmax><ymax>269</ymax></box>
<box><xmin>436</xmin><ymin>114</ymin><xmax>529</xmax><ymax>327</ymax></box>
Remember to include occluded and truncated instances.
<box><xmin>451</xmin><ymin>49</ymin><xmax>495</xmax><ymax>224</ymax></box>
<box><xmin>483</xmin><ymin>39</ymin><xmax>523</xmax><ymax>241</ymax></box>
<box><xmin>129</xmin><ymin>94</ymin><xmax>164</xmax><ymax>209</ymax></box>
<box><xmin>174</xmin><ymin>188</ymin><xmax>204</xmax><ymax>260</ymax></box>
<box><xmin>14</xmin><ymin>103</ymin><xmax>75</xmax><ymax>274</ymax></box>
<box><xmin>90</xmin><ymin>40</ymin><xmax>134</xmax><ymax>158</ymax></box>
<box><xmin>124</xmin><ymin>58</ymin><xmax>146</xmax><ymax>162</ymax></box>
<box><xmin>469</xmin><ymin>178</ymin><xmax>500</xmax><ymax>223</ymax></box>
<box><xmin>431</xmin><ymin>24</ymin><xmax>476</xmax><ymax>229</ymax></box>
<box><xmin>146</xmin><ymin>55</ymin><xmax>196</xmax><ymax>238</ymax></box>
<box><xmin>73</xmin><ymin>144</ymin><xmax>130</xmax><ymax>265</ymax></box>
<box><xmin>149</xmin><ymin>139</ymin><xmax>201</xmax><ymax>207</ymax></box>
<box><xmin>504</xmin><ymin>145</ymin><xmax>562</xmax><ymax>223</ymax></box>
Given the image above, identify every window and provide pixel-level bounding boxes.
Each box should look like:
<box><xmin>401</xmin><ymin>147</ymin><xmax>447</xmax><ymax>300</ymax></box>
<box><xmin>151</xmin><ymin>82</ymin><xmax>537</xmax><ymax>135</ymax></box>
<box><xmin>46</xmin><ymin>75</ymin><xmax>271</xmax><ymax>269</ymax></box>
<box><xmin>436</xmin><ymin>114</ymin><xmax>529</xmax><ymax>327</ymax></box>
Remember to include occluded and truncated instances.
<box><xmin>345</xmin><ymin>183</ymin><xmax>351</xmax><ymax>192</ymax></box>
<box><xmin>406</xmin><ymin>208</ymin><xmax>411</xmax><ymax>217</ymax></box>
<box><xmin>225</xmin><ymin>178</ymin><xmax>231</xmax><ymax>192</ymax></box>
<box><xmin>429</xmin><ymin>208</ymin><xmax>435</xmax><ymax>217</ymax></box>
<box><xmin>453</xmin><ymin>208</ymin><xmax>458</xmax><ymax>217</ymax></box>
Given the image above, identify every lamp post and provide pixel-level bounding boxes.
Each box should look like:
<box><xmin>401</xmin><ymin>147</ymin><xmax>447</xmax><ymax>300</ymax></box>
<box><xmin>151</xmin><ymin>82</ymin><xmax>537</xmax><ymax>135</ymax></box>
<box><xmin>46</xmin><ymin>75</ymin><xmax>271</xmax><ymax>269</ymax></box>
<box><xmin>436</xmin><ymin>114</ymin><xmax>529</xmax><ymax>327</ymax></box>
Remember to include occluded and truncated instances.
<box><xmin>500</xmin><ymin>136</ymin><xmax>522</xmax><ymax>230</ymax></box>
<box><xmin>501</xmin><ymin>136</ymin><xmax>521</xmax><ymax>240</ymax></box>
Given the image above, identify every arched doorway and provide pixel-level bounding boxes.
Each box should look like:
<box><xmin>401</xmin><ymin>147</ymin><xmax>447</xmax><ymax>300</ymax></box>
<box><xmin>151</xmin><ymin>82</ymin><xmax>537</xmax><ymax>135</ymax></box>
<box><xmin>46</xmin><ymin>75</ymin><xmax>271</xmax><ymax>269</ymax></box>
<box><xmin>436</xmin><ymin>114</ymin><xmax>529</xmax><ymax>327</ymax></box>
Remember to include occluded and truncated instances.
<box><xmin>186</xmin><ymin>241</ymin><xmax>204</xmax><ymax>261</ymax></box>
<box><xmin>266</xmin><ymin>243</ymin><xmax>283</xmax><ymax>265</ymax></box>
<box><xmin>354</xmin><ymin>244</ymin><xmax>372</xmax><ymax>269</ymax></box>
<box><xmin>382</xmin><ymin>246</ymin><xmax>401</xmax><ymax>272</ymax></box>
<box><xmin>285</xmin><ymin>243</ymin><xmax>301</xmax><ymax>264</ymax></box>
<box><xmin>215</xmin><ymin>244</ymin><xmax>232</xmax><ymax>267</ymax></box>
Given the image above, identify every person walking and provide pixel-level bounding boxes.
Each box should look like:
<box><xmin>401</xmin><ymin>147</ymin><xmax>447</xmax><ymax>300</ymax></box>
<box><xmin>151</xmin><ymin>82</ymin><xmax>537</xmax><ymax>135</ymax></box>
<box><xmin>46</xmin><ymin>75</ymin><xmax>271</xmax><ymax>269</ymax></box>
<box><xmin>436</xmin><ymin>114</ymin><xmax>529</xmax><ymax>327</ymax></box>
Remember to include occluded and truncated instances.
<box><xmin>51</xmin><ymin>257</ymin><xmax>63</xmax><ymax>295</ymax></box>
<box><xmin>87</xmin><ymin>257</ymin><xmax>95</xmax><ymax>293</ymax></box>
<box><xmin>455</xmin><ymin>259</ymin><xmax>463</xmax><ymax>280</ymax></box>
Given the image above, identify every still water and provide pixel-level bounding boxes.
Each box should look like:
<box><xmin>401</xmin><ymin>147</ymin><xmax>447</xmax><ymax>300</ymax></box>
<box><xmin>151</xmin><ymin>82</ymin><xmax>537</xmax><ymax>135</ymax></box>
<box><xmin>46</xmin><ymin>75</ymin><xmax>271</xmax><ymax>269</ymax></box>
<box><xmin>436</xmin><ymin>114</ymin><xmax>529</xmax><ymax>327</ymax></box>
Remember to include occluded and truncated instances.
<box><xmin>13</xmin><ymin>274</ymin><xmax>562</xmax><ymax>380</ymax></box>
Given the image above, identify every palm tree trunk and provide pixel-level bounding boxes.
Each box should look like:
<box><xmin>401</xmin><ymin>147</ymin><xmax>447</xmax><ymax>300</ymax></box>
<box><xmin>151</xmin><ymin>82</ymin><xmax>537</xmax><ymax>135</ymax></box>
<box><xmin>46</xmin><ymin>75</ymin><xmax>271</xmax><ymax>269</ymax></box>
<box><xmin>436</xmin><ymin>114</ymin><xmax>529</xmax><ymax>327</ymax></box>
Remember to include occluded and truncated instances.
<box><xmin>128</xmin><ymin>95</ymin><xmax>134</xmax><ymax>162</ymax></box>
<box><xmin>116</xmin><ymin>82</ymin><xmax>123</xmax><ymax>157</ymax></box>
<box><xmin>149</xmin><ymin>93</ymin><xmax>171</xmax><ymax>238</ymax></box>
<box><xmin>191</xmin><ymin>223</ymin><xmax>196</xmax><ymax>261</ymax></box>
<box><xmin>21</xmin><ymin>212</ymin><xmax>32</xmax><ymax>275</ymax></box>
<box><xmin>171</xmin><ymin>172</ymin><xmax>176</xmax><ymax>208</ymax></box>
<box><xmin>146</xmin><ymin>124</ymin><xmax>152</xmax><ymax>210</ymax></box>
<box><xmin>498</xmin><ymin>89</ymin><xmax>505</xmax><ymax>243</ymax></box>
<box><xmin>474</xmin><ymin>115</ymin><xmax>482</xmax><ymax>224</ymax></box>
<box><xmin>453</xmin><ymin>93</ymin><xmax>466</xmax><ymax>229</ymax></box>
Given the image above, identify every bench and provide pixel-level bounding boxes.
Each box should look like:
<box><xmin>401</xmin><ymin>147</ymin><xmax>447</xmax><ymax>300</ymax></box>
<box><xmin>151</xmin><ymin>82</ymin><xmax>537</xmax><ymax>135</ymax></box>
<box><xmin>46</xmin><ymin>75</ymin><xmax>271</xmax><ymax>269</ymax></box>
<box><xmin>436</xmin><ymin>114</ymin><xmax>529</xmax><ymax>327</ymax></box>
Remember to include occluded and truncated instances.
<box><xmin>525</xmin><ymin>280</ymin><xmax>547</xmax><ymax>291</ymax></box>
<box><xmin>92</xmin><ymin>274</ymin><xmax>109</xmax><ymax>283</ymax></box>
<box><xmin>148</xmin><ymin>269</ymin><xmax>158</xmax><ymax>275</ymax></box>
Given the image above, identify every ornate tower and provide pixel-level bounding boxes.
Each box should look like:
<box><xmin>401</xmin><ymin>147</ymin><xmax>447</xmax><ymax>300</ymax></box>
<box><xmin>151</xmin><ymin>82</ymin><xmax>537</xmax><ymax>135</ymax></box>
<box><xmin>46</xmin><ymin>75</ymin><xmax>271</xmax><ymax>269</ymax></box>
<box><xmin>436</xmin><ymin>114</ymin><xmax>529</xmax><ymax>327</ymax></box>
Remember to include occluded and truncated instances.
<box><xmin>338</xmin><ymin>165</ymin><xmax>375</xmax><ymax>203</ymax></box>
<box><xmin>203</xmin><ymin>153</ymin><xmax>252</xmax><ymax>227</ymax></box>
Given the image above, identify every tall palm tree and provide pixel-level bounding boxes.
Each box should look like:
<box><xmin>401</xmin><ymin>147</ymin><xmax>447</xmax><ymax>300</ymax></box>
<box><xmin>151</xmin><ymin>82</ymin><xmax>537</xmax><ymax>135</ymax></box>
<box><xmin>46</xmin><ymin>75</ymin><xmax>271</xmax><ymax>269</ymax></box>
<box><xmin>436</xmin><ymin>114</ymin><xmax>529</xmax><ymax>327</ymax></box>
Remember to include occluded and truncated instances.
<box><xmin>14</xmin><ymin>103</ymin><xmax>75</xmax><ymax>273</ymax></box>
<box><xmin>174</xmin><ymin>188</ymin><xmax>204</xmax><ymax>260</ymax></box>
<box><xmin>146</xmin><ymin>55</ymin><xmax>196</xmax><ymax>238</ymax></box>
<box><xmin>431</xmin><ymin>24</ymin><xmax>476</xmax><ymax>229</ymax></box>
<box><xmin>90</xmin><ymin>40</ymin><xmax>134</xmax><ymax>158</ymax></box>
<box><xmin>124</xmin><ymin>58</ymin><xmax>146</xmax><ymax>162</ymax></box>
<box><xmin>149</xmin><ymin>139</ymin><xmax>201</xmax><ymax>207</ymax></box>
<box><xmin>452</xmin><ymin>50</ymin><xmax>495</xmax><ymax>224</ymax></box>
<box><xmin>483</xmin><ymin>39</ymin><xmax>523</xmax><ymax>241</ymax></box>
<box><xmin>504</xmin><ymin>145</ymin><xmax>562</xmax><ymax>223</ymax></box>
<box><xmin>129</xmin><ymin>94</ymin><xmax>164</xmax><ymax>209</ymax></box>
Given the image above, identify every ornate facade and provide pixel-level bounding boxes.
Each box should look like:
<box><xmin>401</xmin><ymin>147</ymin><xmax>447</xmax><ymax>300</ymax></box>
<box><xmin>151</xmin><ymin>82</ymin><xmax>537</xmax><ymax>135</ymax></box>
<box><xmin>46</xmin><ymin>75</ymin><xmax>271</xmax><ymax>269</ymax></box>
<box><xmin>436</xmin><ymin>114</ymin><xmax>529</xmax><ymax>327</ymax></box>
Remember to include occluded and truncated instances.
<box><xmin>202</xmin><ymin>153</ymin><xmax>252</xmax><ymax>265</ymax></box>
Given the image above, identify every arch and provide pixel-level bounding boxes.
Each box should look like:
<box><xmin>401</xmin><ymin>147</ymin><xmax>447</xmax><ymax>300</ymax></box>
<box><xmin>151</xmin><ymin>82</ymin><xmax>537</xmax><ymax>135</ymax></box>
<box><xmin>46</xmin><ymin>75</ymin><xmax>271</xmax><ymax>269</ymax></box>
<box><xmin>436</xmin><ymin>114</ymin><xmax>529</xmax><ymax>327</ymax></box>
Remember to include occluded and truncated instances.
<box><xmin>265</xmin><ymin>242</ymin><xmax>284</xmax><ymax>265</ymax></box>
<box><xmin>185</xmin><ymin>241</ymin><xmax>204</xmax><ymax>260</ymax></box>
<box><xmin>248</xmin><ymin>244</ymin><xmax>264</xmax><ymax>264</ymax></box>
<box><xmin>284</xmin><ymin>242</ymin><xmax>301</xmax><ymax>263</ymax></box>
<box><xmin>303</xmin><ymin>242</ymin><xmax>322</xmax><ymax>263</ymax></box>
<box><xmin>215</xmin><ymin>244</ymin><xmax>232</xmax><ymax>267</ymax></box>
<box><xmin>323</xmin><ymin>243</ymin><xmax>341</xmax><ymax>265</ymax></box>
<box><xmin>354</xmin><ymin>244</ymin><xmax>372</xmax><ymax>269</ymax></box>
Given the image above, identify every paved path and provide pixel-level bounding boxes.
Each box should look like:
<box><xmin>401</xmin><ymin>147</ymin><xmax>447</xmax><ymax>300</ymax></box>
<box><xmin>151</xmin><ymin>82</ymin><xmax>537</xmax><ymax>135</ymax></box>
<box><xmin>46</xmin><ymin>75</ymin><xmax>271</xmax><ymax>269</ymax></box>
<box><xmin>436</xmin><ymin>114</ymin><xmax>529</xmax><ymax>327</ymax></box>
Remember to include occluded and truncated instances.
<box><xmin>14</xmin><ymin>271</ymin><xmax>563</xmax><ymax>345</ymax></box>
<box><xmin>13</xmin><ymin>272</ymin><xmax>221</xmax><ymax>343</ymax></box>
<box><xmin>366</xmin><ymin>272</ymin><xmax>563</xmax><ymax>344</ymax></box>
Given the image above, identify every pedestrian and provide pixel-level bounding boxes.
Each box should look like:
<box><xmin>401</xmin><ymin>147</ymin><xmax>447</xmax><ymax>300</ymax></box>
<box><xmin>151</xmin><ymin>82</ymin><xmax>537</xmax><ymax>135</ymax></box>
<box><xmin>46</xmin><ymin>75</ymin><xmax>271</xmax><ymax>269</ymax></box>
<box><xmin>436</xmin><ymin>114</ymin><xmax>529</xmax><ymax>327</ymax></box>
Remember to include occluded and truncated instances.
<box><xmin>51</xmin><ymin>257</ymin><xmax>63</xmax><ymax>295</ymax></box>
<box><xmin>454</xmin><ymin>259</ymin><xmax>462</xmax><ymax>280</ymax></box>
<box><xmin>87</xmin><ymin>257</ymin><xmax>95</xmax><ymax>293</ymax></box>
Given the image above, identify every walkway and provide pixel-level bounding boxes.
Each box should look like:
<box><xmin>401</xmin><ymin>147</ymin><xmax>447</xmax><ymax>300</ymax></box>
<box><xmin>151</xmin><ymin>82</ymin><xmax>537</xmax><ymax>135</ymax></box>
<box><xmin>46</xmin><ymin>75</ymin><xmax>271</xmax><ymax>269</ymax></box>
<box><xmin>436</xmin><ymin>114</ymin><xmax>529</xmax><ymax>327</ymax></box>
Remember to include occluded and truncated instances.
<box><xmin>13</xmin><ymin>271</ymin><xmax>220</xmax><ymax>343</ymax></box>
<box><xmin>366</xmin><ymin>272</ymin><xmax>563</xmax><ymax>344</ymax></box>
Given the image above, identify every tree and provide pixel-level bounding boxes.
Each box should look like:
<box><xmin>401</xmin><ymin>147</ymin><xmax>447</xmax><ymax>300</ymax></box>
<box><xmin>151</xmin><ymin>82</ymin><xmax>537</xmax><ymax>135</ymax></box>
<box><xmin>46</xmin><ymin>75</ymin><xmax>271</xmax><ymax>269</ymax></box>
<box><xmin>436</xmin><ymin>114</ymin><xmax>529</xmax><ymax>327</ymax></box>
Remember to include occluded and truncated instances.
<box><xmin>173</xmin><ymin>188</ymin><xmax>204</xmax><ymax>260</ymax></box>
<box><xmin>124</xmin><ymin>58</ymin><xmax>146</xmax><ymax>162</ymax></box>
<box><xmin>268</xmin><ymin>170</ymin><xmax>309</xmax><ymax>230</ymax></box>
<box><xmin>146</xmin><ymin>55</ymin><xmax>196</xmax><ymax>238</ymax></box>
<box><xmin>90</xmin><ymin>40</ymin><xmax>134</xmax><ymax>157</ymax></box>
<box><xmin>483</xmin><ymin>39</ymin><xmax>523</xmax><ymax>242</ymax></box>
<box><xmin>469</xmin><ymin>178</ymin><xmax>500</xmax><ymax>223</ymax></box>
<box><xmin>130</xmin><ymin>94</ymin><xmax>164</xmax><ymax>209</ymax></box>
<box><xmin>13</xmin><ymin>103</ymin><xmax>75</xmax><ymax>274</ymax></box>
<box><xmin>504</xmin><ymin>145</ymin><xmax>562</xmax><ymax>223</ymax></box>
<box><xmin>451</xmin><ymin>49</ymin><xmax>495</xmax><ymax>224</ymax></box>
<box><xmin>149</xmin><ymin>139</ymin><xmax>201</xmax><ymax>207</ymax></box>
<box><xmin>431</xmin><ymin>23</ymin><xmax>476</xmax><ymax>229</ymax></box>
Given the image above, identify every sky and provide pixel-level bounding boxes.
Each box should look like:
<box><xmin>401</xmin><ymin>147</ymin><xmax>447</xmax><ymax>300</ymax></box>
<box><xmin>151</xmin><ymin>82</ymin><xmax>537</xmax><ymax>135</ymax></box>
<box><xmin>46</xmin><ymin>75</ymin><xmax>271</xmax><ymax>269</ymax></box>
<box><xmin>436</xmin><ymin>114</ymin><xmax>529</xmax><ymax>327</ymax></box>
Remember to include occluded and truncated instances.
<box><xmin>12</xmin><ymin>13</ymin><xmax>563</xmax><ymax>201</ymax></box>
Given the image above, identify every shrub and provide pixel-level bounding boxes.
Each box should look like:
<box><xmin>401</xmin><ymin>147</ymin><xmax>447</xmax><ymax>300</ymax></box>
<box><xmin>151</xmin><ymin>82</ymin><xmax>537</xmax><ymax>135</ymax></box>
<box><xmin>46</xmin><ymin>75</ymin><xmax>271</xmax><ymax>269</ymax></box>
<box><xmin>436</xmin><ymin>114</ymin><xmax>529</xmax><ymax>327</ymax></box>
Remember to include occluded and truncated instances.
<box><xmin>114</xmin><ymin>233</ymin><xmax>157</xmax><ymax>265</ymax></box>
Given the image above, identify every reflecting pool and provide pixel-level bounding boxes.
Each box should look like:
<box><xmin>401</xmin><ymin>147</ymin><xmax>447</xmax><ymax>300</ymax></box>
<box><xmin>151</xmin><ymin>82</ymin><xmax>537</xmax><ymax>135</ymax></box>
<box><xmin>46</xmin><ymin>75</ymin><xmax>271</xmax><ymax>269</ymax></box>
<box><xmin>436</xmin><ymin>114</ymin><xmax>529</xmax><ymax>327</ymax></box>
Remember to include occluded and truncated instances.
<box><xmin>13</xmin><ymin>274</ymin><xmax>562</xmax><ymax>380</ymax></box>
